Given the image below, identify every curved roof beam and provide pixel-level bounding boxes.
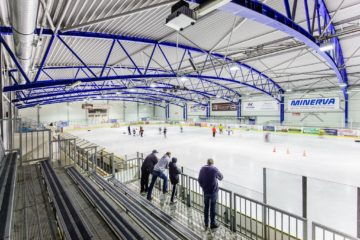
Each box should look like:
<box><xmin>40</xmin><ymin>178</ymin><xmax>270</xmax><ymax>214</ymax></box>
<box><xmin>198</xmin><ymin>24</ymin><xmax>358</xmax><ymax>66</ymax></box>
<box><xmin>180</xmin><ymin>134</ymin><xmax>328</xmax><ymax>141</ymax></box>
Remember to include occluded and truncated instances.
<box><xmin>202</xmin><ymin>0</ymin><xmax>348</xmax><ymax>89</ymax></box>
<box><xmin>13</xmin><ymin>86</ymin><xmax>208</xmax><ymax>107</ymax></box>
<box><xmin>13</xmin><ymin>65</ymin><xmax>241</xmax><ymax>101</ymax></box>
<box><xmin>17</xmin><ymin>97</ymin><xmax>167</xmax><ymax>109</ymax></box>
<box><xmin>0</xmin><ymin>27</ymin><xmax>283</xmax><ymax>101</ymax></box>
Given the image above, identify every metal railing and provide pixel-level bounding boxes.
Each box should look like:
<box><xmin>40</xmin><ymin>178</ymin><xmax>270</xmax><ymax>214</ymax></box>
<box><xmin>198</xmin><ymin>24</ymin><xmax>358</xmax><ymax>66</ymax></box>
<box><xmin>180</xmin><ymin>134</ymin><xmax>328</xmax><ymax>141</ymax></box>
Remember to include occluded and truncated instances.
<box><xmin>312</xmin><ymin>222</ymin><xmax>359</xmax><ymax>240</ymax></box>
<box><xmin>50</xmin><ymin>135</ymin><xmax>356</xmax><ymax>240</ymax></box>
<box><xmin>107</xmin><ymin>154</ymin><xmax>307</xmax><ymax>240</ymax></box>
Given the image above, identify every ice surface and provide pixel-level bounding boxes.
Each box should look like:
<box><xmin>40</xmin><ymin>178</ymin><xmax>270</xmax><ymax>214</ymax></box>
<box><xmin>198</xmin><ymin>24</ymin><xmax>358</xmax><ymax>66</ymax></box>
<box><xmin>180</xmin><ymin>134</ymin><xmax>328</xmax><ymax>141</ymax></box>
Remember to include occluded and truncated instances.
<box><xmin>70</xmin><ymin>125</ymin><xmax>360</xmax><ymax>190</ymax></box>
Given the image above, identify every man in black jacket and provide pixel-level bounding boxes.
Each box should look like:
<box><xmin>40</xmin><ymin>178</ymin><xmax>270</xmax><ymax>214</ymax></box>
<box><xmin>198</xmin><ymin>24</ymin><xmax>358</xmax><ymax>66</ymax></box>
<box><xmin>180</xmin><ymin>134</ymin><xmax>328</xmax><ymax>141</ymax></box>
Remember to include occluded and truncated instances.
<box><xmin>169</xmin><ymin>157</ymin><xmax>181</xmax><ymax>203</ymax></box>
<box><xmin>140</xmin><ymin>150</ymin><xmax>159</xmax><ymax>194</ymax></box>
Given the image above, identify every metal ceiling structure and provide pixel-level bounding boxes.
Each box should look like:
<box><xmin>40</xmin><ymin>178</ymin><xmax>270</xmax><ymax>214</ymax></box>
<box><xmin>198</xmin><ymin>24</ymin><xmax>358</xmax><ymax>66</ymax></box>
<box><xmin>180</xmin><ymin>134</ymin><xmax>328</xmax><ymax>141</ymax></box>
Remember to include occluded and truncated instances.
<box><xmin>1</xmin><ymin>0</ymin><xmax>360</xmax><ymax>125</ymax></box>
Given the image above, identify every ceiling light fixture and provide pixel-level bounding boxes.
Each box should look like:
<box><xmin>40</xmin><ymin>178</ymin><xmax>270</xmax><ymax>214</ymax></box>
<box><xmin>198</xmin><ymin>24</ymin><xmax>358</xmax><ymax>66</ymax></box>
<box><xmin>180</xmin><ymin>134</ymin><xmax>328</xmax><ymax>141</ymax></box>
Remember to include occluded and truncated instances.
<box><xmin>230</xmin><ymin>65</ymin><xmax>240</xmax><ymax>72</ymax></box>
<box><xmin>339</xmin><ymin>83</ymin><xmax>347</xmax><ymax>88</ymax></box>
<box><xmin>180</xmin><ymin>76</ymin><xmax>189</xmax><ymax>82</ymax></box>
<box><xmin>65</xmin><ymin>80</ymin><xmax>82</xmax><ymax>91</ymax></box>
<box><xmin>319</xmin><ymin>42</ymin><xmax>334</xmax><ymax>52</ymax></box>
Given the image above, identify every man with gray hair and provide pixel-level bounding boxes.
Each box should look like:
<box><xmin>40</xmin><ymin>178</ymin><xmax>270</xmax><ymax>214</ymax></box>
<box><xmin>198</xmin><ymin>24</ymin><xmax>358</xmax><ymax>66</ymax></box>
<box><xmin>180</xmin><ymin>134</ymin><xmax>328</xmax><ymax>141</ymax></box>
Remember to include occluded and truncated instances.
<box><xmin>198</xmin><ymin>158</ymin><xmax>223</xmax><ymax>230</ymax></box>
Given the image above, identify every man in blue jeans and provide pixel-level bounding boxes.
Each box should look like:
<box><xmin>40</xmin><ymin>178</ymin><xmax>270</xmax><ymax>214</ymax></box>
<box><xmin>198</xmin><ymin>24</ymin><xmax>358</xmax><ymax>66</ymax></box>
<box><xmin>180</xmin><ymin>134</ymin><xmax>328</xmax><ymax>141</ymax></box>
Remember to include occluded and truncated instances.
<box><xmin>198</xmin><ymin>158</ymin><xmax>223</xmax><ymax>230</ymax></box>
<box><xmin>147</xmin><ymin>152</ymin><xmax>171</xmax><ymax>201</ymax></box>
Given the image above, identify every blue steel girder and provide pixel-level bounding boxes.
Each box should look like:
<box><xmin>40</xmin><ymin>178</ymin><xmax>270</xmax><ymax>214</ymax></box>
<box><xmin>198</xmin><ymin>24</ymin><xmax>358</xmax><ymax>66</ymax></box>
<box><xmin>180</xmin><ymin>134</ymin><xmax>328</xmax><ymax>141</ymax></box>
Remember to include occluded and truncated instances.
<box><xmin>16</xmin><ymin>97</ymin><xmax>166</xmax><ymax>109</ymax></box>
<box><xmin>0</xmin><ymin>27</ymin><xmax>283</xmax><ymax>103</ymax></box>
<box><xmin>204</xmin><ymin>0</ymin><xmax>348</xmax><ymax>125</ymax></box>
<box><xmin>206</xmin><ymin>0</ymin><xmax>348</xmax><ymax>86</ymax></box>
<box><xmin>11</xmin><ymin>65</ymin><xmax>242</xmax><ymax>103</ymax></box>
<box><xmin>13</xmin><ymin>85</ymin><xmax>209</xmax><ymax>107</ymax></box>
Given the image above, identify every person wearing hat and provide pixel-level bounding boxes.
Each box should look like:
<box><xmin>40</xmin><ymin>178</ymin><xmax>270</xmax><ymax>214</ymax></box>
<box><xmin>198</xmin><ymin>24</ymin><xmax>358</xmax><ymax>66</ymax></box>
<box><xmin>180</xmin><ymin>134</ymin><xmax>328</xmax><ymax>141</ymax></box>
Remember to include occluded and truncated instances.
<box><xmin>140</xmin><ymin>150</ymin><xmax>159</xmax><ymax>194</ymax></box>
<box><xmin>198</xmin><ymin>158</ymin><xmax>223</xmax><ymax>230</ymax></box>
<box><xmin>147</xmin><ymin>152</ymin><xmax>171</xmax><ymax>201</ymax></box>
<box><xmin>169</xmin><ymin>157</ymin><xmax>181</xmax><ymax>204</ymax></box>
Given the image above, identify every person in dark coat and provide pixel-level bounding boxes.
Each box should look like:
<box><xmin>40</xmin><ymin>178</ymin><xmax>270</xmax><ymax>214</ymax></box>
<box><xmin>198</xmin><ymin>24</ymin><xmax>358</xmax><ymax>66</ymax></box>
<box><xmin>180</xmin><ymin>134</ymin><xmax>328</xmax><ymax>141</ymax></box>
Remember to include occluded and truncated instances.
<box><xmin>128</xmin><ymin>125</ymin><xmax>131</xmax><ymax>135</ymax></box>
<box><xmin>169</xmin><ymin>157</ymin><xmax>181</xmax><ymax>203</ymax></box>
<box><xmin>139</xmin><ymin>126</ymin><xmax>144</xmax><ymax>137</ymax></box>
<box><xmin>163</xmin><ymin>127</ymin><xmax>167</xmax><ymax>138</ymax></box>
<box><xmin>140</xmin><ymin>150</ymin><xmax>159</xmax><ymax>194</ymax></box>
<box><xmin>198</xmin><ymin>158</ymin><xmax>223</xmax><ymax>230</ymax></box>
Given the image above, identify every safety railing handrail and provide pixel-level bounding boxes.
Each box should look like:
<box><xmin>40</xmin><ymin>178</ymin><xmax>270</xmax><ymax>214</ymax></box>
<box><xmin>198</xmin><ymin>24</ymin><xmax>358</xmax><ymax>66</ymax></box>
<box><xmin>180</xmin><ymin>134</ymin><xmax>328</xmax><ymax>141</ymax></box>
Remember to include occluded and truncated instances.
<box><xmin>233</xmin><ymin>192</ymin><xmax>307</xmax><ymax>222</ymax></box>
<box><xmin>312</xmin><ymin>222</ymin><xmax>359</xmax><ymax>240</ymax></box>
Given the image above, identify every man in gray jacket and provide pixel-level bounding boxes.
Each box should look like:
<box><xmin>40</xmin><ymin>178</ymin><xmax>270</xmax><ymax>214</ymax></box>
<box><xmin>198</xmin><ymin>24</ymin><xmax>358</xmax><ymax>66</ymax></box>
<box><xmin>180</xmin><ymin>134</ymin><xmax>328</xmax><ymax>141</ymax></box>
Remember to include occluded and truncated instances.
<box><xmin>147</xmin><ymin>152</ymin><xmax>171</xmax><ymax>201</ymax></box>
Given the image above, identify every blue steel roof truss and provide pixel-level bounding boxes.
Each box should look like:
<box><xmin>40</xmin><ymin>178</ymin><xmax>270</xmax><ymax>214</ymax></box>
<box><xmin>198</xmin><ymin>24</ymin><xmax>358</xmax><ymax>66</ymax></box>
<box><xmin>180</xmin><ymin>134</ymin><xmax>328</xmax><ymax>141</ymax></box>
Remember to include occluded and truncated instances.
<box><xmin>1</xmin><ymin>27</ymin><xmax>284</xmax><ymax>110</ymax></box>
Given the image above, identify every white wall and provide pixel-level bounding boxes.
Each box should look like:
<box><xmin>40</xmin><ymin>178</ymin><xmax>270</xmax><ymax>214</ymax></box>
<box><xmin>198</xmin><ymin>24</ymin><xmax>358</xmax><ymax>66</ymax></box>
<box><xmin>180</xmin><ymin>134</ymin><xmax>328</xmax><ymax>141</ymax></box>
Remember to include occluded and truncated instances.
<box><xmin>241</xmin><ymin>96</ymin><xmax>279</xmax><ymax>124</ymax></box>
<box><xmin>19</xmin><ymin>100</ymin><xmax>156</xmax><ymax>124</ymax></box>
<box><xmin>18</xmin><ymin>92</ymin><xmax>360</xmax><ymax>128</ymax></box>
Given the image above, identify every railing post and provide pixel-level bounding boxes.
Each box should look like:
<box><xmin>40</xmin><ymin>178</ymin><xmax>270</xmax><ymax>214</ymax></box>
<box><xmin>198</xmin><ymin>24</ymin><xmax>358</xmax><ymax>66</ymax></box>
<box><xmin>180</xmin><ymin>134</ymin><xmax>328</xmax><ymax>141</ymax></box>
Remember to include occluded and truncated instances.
<box><xmin>86</xmin><ymin>151</ymin><xmax>89</xmax><ymax>171</ymax></box>
<box><xmin>137</xmin><ymin>152</ymin><xmax>141</xmax><ymax>179</ymax></box>
<box><xmin>187</xmin><ymin>175</ymin><xmax>191</xmax><ymax>207</ymax></box>
<box><xmin>304</xmin><ymin>219</ymin><xmax>308</xmax><ymax>240</ymax></box>
<box><xmin>231</xmin><ymin>194</ymin><xmax>236</xmax><ymax>232</ymax></box>
<box><xmin>111</xmin><ymin>153</ymin><xmax>115</xmax><ymax>177</ymax></box>
<box><xmin>311</xmin><ymin>222</ymin><xmax>315</xmax><ymax>240</ymax></box>
<box><xmin>263</xmin><ymin>168</ymin><xmax>268</xmax><ymax>240</ymax></box>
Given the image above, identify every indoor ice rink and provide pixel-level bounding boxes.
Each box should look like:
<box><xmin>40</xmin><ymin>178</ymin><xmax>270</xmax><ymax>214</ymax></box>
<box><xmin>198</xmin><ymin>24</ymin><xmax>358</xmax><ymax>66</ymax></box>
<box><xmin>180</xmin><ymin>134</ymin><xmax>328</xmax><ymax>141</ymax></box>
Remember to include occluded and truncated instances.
<box><xmin>0</xmin><ymin>0</ymin><xmax>360</xmax><ymax>240</ymax></box>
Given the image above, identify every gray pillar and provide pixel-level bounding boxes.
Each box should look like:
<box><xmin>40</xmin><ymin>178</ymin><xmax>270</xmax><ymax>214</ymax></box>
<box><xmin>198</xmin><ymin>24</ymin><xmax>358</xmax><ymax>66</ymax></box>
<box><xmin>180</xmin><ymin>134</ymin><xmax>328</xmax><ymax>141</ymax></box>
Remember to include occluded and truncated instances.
<box><xmin>358</xmin><ymin>188</ymin><xmax>360</xmax><ymax>238</ymax></box>
<box><xmin>37</xmin><ymin>105</ymin><xmax>41</xmax><ymax>126</ymax></box>
<box><xmin>137</xmin><ymin>102</ymin><xmax>139</xmax><ymax>121</ymax></box>
<box><xmin>8</xmin><ymin>92</ymin><xmax>12</xmax><ymax>149</ymax></box>
<box><xmin>123</xmin><ymin>101</ymin><xmax>126</xmax><ymax>122</ymax></box>
<box><xmin>302</xmin><ymin>176</ymin><xmax>307</xmax><ymax>218</ymax></box>
<box><xmin>0</xmin><ymin>43</ymin><xmax>4</xmax><ymax>141</ymax></box>
<box><xmin>66</xmin><ymin>102</ymin><xmax>70</xmax><ymax>122</ymax></box>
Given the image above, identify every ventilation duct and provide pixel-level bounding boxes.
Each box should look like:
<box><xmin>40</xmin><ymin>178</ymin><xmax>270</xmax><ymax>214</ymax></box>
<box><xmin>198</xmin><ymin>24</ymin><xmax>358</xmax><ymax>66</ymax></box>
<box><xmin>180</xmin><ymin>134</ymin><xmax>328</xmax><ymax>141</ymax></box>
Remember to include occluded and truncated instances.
<box><xmin>10</xmin><ymin>0</ymin><xmax>39</xmax><ymax>83</ymax></box>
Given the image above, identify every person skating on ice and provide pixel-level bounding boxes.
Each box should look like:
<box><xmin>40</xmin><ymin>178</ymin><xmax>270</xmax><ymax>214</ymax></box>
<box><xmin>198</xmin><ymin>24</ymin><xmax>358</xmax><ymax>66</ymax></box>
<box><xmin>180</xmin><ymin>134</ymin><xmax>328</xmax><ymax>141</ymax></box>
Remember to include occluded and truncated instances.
<box><xmin>139</xmin><ymin>126</ymin><xmax>144</xmax><ymax>137</ymax></box>
<box><xmin>212</xmin><ymin>126</ymin><xmax>216</xmax><ymax>138</ymax></box>
<box><xmin>133</xmin><ymin>128</ymin><xmax>136</xmax><ymax>136</ymax></box>
<box><xmin>219</xmin><ymin>124</ymin><xmax>223</xmax><ymax>134</ymax></box>
<box><xmin>128</xmin><ymin>125</ymin><xmax>131</xmax><ymax>135</ymax></box>
<box><xmin>159</xmin><ymin>127</ymin><xmax>162</xmax><ymax>135</ymax></box>
<box><xmin>163</xmin><ymin>127</ymin><xmax>167</xmax><ymax>138</ymax></box>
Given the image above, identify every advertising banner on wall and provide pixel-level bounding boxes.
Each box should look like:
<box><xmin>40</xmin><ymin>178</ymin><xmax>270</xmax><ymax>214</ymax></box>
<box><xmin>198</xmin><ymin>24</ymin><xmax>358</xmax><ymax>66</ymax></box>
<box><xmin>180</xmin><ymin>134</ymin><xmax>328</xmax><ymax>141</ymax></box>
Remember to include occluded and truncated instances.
<box><xmin>263</xmin><ymin>126</ymin><xmax>275</xmax><ymax>131</ymax></box>
<box><xmin>243</xmin><ymin>101</ymin><xmax>279</xmax><ymax>112</ymax></box>
<box><xmin>303</xmin><ymin>127</ymin><xmax>320</xmax><ymax>135</ymax></box>
<box><xmin>212</xmin><ymin>103</ymin><xmax>237</xmax><ymax>111</ymax></box>
<box><xmin>276</xmin><ymin>126</ymin><xmax>289</xmax><ymax>132</ymax></box>
<box><xmin>338</xmin><ymin>129</ymin><xmax>358</xmax><ymax>137</ymax></box>
<box><xmin>288</xmin><ymin>97</ymin><xmax>340</xmax><ymax>112</ymax></box>
<box><xmin>322</xmin><ymin>128</ymin><xmax>338</xmax><ymax>136</ymax></box>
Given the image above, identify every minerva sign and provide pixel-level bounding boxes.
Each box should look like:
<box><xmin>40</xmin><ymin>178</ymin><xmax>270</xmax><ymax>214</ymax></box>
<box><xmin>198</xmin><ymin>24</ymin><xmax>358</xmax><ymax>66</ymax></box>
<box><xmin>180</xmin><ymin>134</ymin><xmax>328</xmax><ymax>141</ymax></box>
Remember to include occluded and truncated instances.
<box><xmin>288</xmin><ymin>97</ymin><xmax>340</xmax><ymax>112</ymax></box>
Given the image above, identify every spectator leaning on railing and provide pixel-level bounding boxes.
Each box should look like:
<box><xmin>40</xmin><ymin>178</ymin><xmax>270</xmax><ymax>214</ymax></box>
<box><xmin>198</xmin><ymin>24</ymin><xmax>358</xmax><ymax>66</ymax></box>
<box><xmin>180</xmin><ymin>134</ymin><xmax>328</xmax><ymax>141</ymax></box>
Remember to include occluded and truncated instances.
<box><xmin>140</xmin><ymin>150</ymin><xmax>159</xmax><ymax>194</ymax></box>
<box><xmin>169</xmin><ymin>157</ymin><xmax>181</xmax><ymax>204</ymax></box>
<box><xmin>198</xmin><ymin>158</ymin><xmax>223</xmax><ymax>230</ymax></box>
<box><xmin>147</xmin><ymin>152</ymin><xmax>171</xmax><ymax>201</ymax></box>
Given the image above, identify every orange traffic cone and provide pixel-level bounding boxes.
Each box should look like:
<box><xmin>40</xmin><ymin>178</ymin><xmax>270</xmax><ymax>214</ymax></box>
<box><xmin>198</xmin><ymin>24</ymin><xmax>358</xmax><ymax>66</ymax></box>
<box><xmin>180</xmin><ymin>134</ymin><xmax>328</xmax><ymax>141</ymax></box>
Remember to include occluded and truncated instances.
<box><xmin>303</xmin><ymin>150</ymin><xmax>307</xmax><ymax>157</ymax></box>
<box><xmin>273</xmin><ymin>147</ymin><xmax>276</xmax><ymax>153</ymax></box>
<box><xmin>286</xmin><ymin>148</ymin><xmax>290</xmax><ymax>154</ymax></box>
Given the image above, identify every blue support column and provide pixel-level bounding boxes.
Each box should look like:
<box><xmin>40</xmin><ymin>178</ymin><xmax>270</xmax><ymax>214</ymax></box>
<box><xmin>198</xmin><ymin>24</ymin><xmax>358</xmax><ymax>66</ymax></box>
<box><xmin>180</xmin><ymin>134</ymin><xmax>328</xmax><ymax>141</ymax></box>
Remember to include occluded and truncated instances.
<box><xmin>183</xmin><ymin>103</ymin><xmax>188</xmax><ymax>121</ymax></box>
<box><xmin>206</xmin><ymin>102</ymin><xmax>211</xmax><ymax>119</ymax></box>
<box><xmin>165</xmin><ymin>103</ymin><xmax>170</xmax><ymax>120</ymax></box>
<box><xmin>236</xmin><ymin>99</ymin><xmax>242</xmax><ymax>120</ymax></box>
<box><xmin>284</xmin><ymin>0</ymin><xmax>292</xmax><ymax>19</ymax></box>
<box><xmin>345</xmin><ymin>91</ymin><xmax>349</xmax><ymax>128</ymax></box>
<box><xmin>280</xmin><ymin>96</ymin><xmax>285</xmax><ymax>125</ymax></box>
